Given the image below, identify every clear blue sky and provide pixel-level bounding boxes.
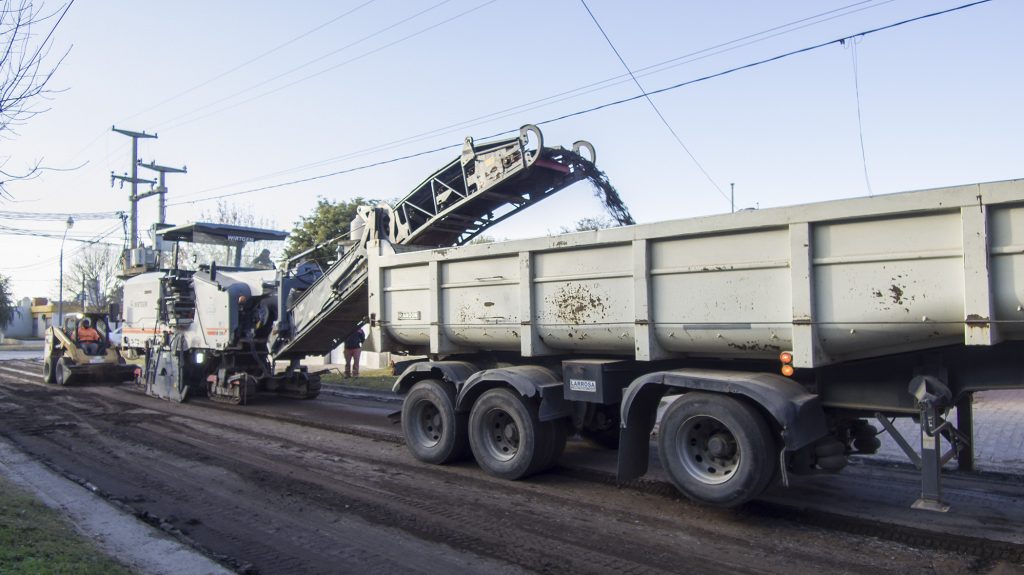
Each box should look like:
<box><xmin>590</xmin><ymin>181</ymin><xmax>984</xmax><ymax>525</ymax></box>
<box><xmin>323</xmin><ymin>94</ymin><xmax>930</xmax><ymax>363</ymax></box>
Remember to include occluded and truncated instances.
<box><xmin>3</xmin><ymin>0</ymin><xmax>1022</xmax><ymax>299</ymax></box>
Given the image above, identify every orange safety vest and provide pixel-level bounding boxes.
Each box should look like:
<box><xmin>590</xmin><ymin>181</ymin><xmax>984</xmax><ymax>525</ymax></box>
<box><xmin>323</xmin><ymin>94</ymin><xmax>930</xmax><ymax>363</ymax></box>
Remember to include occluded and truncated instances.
<box><xmin>77</xmin><ymin>326</ymin><xmax>101</xmax><ymax>343</ymax></box>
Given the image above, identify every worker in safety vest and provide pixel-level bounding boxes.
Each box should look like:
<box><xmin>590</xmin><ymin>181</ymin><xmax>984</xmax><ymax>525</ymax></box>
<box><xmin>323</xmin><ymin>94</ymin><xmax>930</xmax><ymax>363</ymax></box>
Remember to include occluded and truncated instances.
<box><xmin>77</xmin><ymin>318</ymin><xmax>102</xmax><ymax>355</ymax></box>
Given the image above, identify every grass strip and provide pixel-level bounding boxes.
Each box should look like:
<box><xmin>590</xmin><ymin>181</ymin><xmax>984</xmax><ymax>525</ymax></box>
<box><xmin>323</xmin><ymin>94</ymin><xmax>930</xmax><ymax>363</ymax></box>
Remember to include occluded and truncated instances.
<box><xmin>320</xmin><ymin>367</ymin><xmax>397</xmax><ymax>392</ymax></box>
<box><xmin>0</xmin><ymin>474</ymin><xmax>135</xmax><ymax>575</ymax></box>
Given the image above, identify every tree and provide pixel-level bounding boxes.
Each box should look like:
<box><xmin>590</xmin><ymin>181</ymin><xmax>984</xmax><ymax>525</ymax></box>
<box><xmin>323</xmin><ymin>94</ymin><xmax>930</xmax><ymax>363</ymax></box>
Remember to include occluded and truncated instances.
<box><xmin>170</xmin><ymin>201</ymin><xmax>282</xmax><ymax>270</ymax></box>
<box><xmin>200</xmin><ymin>200</ymin><xmax>279</xmax><ymax>266</ymax></box>
<box><xmin>62</xmin><ymin>245</ymin><xmax>120</xmax><ymax>312</ymax></box>
<box><xmin>558</xmin><ymin>216</ymin><xmax>615</xmax><ymax>234</ymax></box>
<box><xmin>0</xmin><ymin>0</ymin><xmax>74</xmax><ymax>200</ymax></box>
<box><xmin>284</xmin><ymin>197</ymin><xmax>371</xmax><ymax>269</ymax></box>
<box><xmin>199</xmin><ymin>199</ymin><xmax>276</xmax><ymax>230</ymax></box>
<box><xmin>0</xmin><ymin>273</ymin><xmax>16</xmax><ymax>328</ymax></box>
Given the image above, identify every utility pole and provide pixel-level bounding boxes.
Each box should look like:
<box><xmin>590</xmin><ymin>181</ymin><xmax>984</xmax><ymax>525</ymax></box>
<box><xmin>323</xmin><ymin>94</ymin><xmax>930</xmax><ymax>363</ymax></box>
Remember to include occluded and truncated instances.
<box><xmin>58</xmin><ymin>217</ymin><xmax>74</xmax><ymax>325</ymax></box>
<box><xmin>139</xmin><ymin>160</ymin><xmax>187</xmax><ymax>224</ymax></box>
<box><xmin>730</xmin><ymin>182</ymin><xmax>735</xmax><ymax>213</ymax></box>
<box><xmin>111</xmin><ymin>126</ymin><xmax>158</xmax><ymax>249</ymax></box>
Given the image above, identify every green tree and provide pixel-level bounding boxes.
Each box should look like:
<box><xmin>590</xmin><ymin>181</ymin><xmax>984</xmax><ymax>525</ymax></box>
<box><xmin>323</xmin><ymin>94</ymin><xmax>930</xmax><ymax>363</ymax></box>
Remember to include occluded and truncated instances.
<box><xmin>0</xmin><ymin>273</ymin><xmax>16</xmax><ymax>328</ymax></box>
<box><xmin>558</xmin><ymin>215</ymin><xmax>615</xmax><ymax>234</ymax></box>
<box><xmin>284</xmin><ymin>197</ymin><xmax>370</xmax><ymax>269</ymax></box>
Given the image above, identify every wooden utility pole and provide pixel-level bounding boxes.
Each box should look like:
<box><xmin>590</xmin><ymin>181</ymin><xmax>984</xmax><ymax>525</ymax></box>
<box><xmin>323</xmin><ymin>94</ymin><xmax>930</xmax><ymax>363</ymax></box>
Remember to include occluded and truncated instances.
<box><xmin>111</xmin><ymin>126</ymin><xmax>158</xmax><ymax>249</ymax></box>
<box><xmin>139</xmin><ymin>160</ymin><xmax>187</xmax><ymax>224</ymax></box>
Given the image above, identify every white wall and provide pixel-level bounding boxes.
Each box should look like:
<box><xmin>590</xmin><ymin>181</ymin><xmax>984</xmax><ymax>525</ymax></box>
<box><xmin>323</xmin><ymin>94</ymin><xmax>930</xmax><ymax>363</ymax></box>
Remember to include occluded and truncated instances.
<box><xmin>1</xmin><ymin>298</ymin><xmax>34</xmax><ymax>339</ymax></box>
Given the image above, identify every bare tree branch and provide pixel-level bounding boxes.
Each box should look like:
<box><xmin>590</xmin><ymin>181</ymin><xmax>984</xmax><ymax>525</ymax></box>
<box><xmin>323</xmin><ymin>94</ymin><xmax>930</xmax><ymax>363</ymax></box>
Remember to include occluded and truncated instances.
<box><xmin>62</xmin><ymin>244</ymin><xmax>121</xmax><ymax>311</ymax></box>
<box><xmin>0</xmin><ymin>0</ymin><xmax>74</xmax><ymax>200</ymax></box>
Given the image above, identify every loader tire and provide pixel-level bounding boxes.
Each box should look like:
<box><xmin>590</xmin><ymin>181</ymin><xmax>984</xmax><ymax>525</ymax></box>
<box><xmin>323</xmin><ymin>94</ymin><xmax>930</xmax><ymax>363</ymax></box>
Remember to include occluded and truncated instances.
<box><xmin>56</xmin><ymin>359</ymin><xmax>71</xmax><ymax>387</ymax></box>
<box><xmin>43</xmin><ymin>357</ymin><xmax>57</xmax><ymax>384</ymax></box>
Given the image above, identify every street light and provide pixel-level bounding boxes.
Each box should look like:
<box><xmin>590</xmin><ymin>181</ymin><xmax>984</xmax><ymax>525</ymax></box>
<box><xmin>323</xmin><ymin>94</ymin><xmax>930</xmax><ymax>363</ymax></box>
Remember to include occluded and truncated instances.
<box><xmin>58</xmin><ymin>216</ymin><xmax>74</xmax><ymax>326</ymax></box>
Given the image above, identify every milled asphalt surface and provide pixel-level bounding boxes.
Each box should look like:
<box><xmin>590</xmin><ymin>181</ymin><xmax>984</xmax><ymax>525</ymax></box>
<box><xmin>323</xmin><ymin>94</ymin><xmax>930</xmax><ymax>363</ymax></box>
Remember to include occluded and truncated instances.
<box><xmin>1</xmin><ymin>350</ymin><xmax>1021</xmax><ymax>572</ymax></box>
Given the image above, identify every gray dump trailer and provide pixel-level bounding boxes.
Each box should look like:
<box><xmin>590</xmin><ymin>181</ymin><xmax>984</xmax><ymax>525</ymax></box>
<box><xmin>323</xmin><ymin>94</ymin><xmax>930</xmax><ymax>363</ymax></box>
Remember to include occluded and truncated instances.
<box><xmin>366</xmin><ymin>178</ymin><xmax>1024</xmax><ymax>510</ymax></box>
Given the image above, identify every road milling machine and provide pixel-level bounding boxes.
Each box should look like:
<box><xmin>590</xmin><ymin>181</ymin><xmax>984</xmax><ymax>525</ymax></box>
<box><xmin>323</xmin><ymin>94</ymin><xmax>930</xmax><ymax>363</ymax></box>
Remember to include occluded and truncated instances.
<box><xmin>122</xmin><ymin>125</ymin><xmax>603</xmax><ymax>404</ymax></box>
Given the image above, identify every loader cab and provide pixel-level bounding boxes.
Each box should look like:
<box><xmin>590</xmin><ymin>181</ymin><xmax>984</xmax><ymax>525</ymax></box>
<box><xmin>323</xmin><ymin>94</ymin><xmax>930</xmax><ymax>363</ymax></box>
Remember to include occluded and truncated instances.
<box><xmin>62</xmin><ymin>313</ymin><xmax>115</xmax><ymax>355</ymax></box>
<box><xmin>157</xmin><ymin>222</ymin><xmax>289</xmax><ymax>272</ymax></box>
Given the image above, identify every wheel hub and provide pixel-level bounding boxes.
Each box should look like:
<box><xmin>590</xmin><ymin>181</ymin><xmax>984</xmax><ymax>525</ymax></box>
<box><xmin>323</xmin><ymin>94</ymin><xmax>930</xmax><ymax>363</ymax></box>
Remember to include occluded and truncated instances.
<box><xmin>481</xmin><ymin>409</ymin><xmax>519</xmax><ymax>461</ymax></box>
<box><xmin>706</xmin><ymin>433</ymin><xmax>736</xmax><ymax>459</ymax></box>
<box><xmin>411</xmin><ymin>401</ymin><xmax>443</xmax><ymax>447</ymax></box>
<box><xmin>675</xmin><ymin>415</ymin><xmax>741</xmax><ymax>485</ymax></box>
<box><xmin>502</xmin><ymin>422</ymin><xmax>518</xmax><ymax>443</ymax></box>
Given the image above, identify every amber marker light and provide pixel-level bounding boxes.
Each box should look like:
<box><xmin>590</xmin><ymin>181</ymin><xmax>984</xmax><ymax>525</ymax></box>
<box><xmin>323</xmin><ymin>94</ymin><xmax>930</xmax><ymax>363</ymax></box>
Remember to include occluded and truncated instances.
<box><xmin>779</xmin><ymin>351</ymin><xmax>795</xmax><ymax>377</ymax></box>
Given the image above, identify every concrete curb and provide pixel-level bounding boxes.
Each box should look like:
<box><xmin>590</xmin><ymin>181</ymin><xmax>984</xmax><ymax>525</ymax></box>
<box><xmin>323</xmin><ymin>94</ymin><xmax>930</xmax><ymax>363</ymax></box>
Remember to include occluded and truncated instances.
<box><xmin>0</xmin><ymin>438</ymin><xmax>232</xmax><ymax>575</ymax></box>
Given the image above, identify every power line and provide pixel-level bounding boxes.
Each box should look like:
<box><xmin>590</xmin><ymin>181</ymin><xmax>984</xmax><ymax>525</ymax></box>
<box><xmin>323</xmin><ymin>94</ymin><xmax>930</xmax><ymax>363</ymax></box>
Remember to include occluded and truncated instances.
<box><xmin>170</xmin><ymin>141</ymin><xmax>464</xmax><ymax>206</ymax></box>
<box><xmin>0</xmin><ymin>222</ymin><xmax>122</xmax><ymax>245</ymax></box>
<box><xmin>0</xmin><ymin>228</ymin><xmax>121</xmax><ymax>244</ymax></box>
<box><xmin>4</xmin><ymin>224</ymin><xmax>123</xmax><ymax>273</ymax></box>
<box><xmin>848</xmin><ymin>38</ymin><xmax>873</xmax><ymax>196</ymax></box>
<box><xmin>579</xmin><ymin>0</ymin><xmax>725</xmax><ymax>201</ymax></box>
<box><xmin>170</xmin><ymin>0</ymin><xmax>993</xmax><ymax>207</ymax></box>
<box><xmin>155</xmin><ymin>0</ymin><xmax>465</xmax><ymax>132</ymax></box>
<box><xmin>119</xmin><ymin>0</ymin><xmax>379</xmax><ymax>124</ymax></box>
<box><xmin>536</xmin><ymin>0</ymin><xmax>995</xmax><ymax>126</ymax></box>
<box><xmin>63</xmin><ymin>2</ymin><xmax>380</xmax><ymax>165</ymax></box>
<box><xmin>173</xmin><ymin>0</ymin><xmax>899</xmax><ymax>200</ymax></box>
<box><xmin>0</xmin><ymin>210</ymin><xmax>124</xmax><ymax>221</ymax></box>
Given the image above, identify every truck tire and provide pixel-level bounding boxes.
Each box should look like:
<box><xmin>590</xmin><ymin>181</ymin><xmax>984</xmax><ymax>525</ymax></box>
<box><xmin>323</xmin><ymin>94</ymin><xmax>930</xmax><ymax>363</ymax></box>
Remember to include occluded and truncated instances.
<box><xmin>401</xmin><ymin>379</ymin><xmax>470</xmax><ymax>464</ymax></box>
<box><xmin>468</xmin><ymin>388</ymin><xmax>552</xmax><ymax>480</ymax></box>
<box><xmin>658</xmin><ymin>392</ymin><xmax>776</xmax><ymax>507</ymax></box>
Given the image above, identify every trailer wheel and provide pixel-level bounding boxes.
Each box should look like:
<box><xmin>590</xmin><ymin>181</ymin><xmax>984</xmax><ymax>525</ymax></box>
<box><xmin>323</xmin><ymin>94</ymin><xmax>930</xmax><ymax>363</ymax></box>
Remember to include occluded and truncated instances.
<box><xmin>658</xmin><ymin>392</ymin><xmax>776</xmax><ymax>507</ymax></box>
<box><xmin>402</xmin><ymin>379</ymin><xmax>469</xmax><ymax>464</ymax></box>
<box><xmin>469</xmin><ymin>388</ymin><xmax>552</xmax><ymax>480</ymax></box>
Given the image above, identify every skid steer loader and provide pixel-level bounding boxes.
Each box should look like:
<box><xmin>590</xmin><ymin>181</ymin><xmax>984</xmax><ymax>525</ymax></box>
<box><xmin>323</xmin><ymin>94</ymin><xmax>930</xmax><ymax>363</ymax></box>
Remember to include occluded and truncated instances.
<box><xmin>42</xmin><ymin>313</ymin><xmax>137</xmax><ymax>386</ymax></box>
